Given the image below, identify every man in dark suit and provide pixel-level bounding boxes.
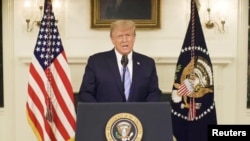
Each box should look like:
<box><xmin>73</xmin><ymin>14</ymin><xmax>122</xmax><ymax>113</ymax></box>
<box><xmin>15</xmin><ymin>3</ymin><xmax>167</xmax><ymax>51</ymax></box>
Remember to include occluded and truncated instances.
<box><xmin>78</xmin><ymin>20</ymin><xmax>162</xmax><ymax>102</ymax></box>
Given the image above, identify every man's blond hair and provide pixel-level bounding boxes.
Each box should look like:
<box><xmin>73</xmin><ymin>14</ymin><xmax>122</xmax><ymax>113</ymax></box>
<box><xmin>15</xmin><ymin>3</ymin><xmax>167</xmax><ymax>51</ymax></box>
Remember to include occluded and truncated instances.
<box><xmin>110</xmin><ymin>20</ymin><xmax>136</xmax><ymax>37</ymax></box>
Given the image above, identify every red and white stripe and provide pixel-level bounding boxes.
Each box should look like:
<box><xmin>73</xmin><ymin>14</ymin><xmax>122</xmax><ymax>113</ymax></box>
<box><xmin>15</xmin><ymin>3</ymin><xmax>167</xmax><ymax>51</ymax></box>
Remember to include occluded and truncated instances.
<box><xmin>178</xmin><ymin>79</ymin><xmax>193</xmax><ymax>96</ymax></box>
<box><xmin>27</xmin><ymin>52</ymin><xmax>76</xmax><ymax>141</ymax></box>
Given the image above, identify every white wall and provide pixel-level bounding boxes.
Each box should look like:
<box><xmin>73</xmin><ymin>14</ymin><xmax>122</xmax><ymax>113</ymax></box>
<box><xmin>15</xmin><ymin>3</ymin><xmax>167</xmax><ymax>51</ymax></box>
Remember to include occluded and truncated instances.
<box><xmin>1</xmin><ymin>0</ymin><xmax>250</xmax><ymax>140</ymax></box>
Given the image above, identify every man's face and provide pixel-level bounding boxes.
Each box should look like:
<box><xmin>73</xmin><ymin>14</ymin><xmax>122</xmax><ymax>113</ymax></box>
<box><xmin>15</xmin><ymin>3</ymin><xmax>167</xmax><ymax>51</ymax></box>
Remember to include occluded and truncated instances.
<box><xmin>110</xmin><ymin>27</ymin><xmax>135</xmax><ymax>55</ymax></box>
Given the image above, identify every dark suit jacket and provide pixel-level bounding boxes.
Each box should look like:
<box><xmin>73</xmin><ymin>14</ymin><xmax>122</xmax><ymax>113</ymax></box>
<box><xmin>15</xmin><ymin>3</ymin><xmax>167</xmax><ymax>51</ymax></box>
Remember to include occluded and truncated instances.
<box><xmin>78</xmin><ymin>49</ymin><xmax>162</xmax><ymax>102</ymax></box>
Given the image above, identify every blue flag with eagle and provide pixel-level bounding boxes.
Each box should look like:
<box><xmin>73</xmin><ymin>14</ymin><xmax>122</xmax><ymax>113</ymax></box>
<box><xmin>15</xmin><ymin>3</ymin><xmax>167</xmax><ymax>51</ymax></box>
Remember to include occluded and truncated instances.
<box><xmin>171</xmin><ymin>0</ymin><xmax>217</xmax><ymax>141</ymax></box>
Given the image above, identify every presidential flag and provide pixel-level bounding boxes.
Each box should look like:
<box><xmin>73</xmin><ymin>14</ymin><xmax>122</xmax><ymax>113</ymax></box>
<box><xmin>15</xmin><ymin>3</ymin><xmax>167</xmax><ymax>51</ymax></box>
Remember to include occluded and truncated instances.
<box><xmin>171</xmin><ymin>0</ymin><xmax>217</xmax><ymax>141</ymax></box>
<box><xmin>26</xmin><ymin>0</ymin><xmax>76</xmax><ymax>140</ymax></box>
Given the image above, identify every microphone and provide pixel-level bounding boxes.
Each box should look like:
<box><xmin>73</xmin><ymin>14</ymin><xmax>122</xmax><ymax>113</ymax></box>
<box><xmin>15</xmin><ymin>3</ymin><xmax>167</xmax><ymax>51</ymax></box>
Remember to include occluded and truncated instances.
<box><xmin>121</xmin><ymin>55</ymin><xmax>128</xmax><ymax>67</ymax></box>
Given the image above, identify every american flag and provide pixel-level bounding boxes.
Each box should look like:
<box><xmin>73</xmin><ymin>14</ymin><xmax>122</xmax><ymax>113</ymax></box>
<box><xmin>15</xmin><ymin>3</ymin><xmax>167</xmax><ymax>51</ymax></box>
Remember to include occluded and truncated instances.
<box><xmin>26</xmin><ymin>0</ymin><xmax>76</xmax><ymax>140</ymax></box>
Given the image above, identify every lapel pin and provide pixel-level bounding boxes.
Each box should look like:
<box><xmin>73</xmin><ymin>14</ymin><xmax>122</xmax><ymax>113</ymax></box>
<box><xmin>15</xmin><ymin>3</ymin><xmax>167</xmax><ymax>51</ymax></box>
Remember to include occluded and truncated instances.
<box><xmin>137</xmin><ymin>61</ymin><xmax>140</xmax><ymax>65</ymax></box>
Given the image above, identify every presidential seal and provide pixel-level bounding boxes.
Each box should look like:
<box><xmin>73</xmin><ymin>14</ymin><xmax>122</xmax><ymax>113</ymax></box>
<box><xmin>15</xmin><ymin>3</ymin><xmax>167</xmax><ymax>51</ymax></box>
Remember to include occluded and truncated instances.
<box><xmin>105</xmin><ymin>113</ymin><xmax>143</xmax><ymax>141</ymax></box>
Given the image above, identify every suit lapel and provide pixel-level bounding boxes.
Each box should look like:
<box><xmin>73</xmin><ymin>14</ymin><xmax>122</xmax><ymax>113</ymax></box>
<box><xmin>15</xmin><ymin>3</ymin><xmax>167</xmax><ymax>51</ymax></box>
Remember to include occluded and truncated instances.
<box><xmin>107</xmin><ymin>50</ymin><xmax>125</xmax><ymax>100</ymax></box>
<box><xmin>128</xmin><ymin>53</ymin><xmax>141</xmax><ymax>101</ymax></box>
